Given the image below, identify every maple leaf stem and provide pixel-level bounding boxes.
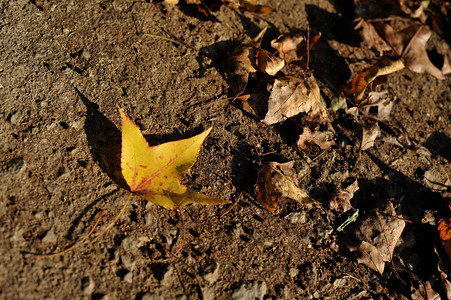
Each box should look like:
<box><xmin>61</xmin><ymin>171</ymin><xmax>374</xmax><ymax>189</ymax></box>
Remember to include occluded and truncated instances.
<box><xmin>89</xmin><ymin>193</ymin><xmax>132</xmax><ymax>245</ymax></box>
<box><xmin>32</xmin><ymin>212</ymin><xmax>104</xmax><ymax>258</ymax></box>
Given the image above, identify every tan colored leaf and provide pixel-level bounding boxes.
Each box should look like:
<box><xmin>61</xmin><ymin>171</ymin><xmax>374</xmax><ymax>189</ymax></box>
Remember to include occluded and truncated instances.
<box><xmin>256</xmin><ymin>161</ymin><xmax>316</xmax><ymax>214</ymax></box>
<box><xmin>271</xmin><ymin>33</ymin><xmax>305</xmax><ymax>64</ymax></box>
<box><xmin>329</xmin><ymin>179</ymin><xmax>358</xmax><ymax>213</ymax></box>
<box><xmin>271</xmin><ymin>32</ymin><xmax>321</xmax><ymax>65</ymax></box>
<box><xmin>360</xmin><ymin>123</ymin><xmax>380</xmax><ymax>151</ymax></box>
<box><xmin>263</xmin><ymin>76</ymin><xmax>326</xmax><ymax>125</ymax></box>
<box><xmin>255</xmin><ymin>48</ymin><xmax>285</xmax><ymax>76</ymax></box>
<box><xmin>297</xmin><ymin>127</ymin><xmax>339</xmax><ymax>152</ymax></box>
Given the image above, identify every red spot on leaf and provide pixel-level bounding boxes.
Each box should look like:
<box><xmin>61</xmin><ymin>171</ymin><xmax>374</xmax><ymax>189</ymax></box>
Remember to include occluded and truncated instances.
<box><xmin>139</xmin><ymin>164</ymin><xmax>148</xmax><ymax>169</ymax></box>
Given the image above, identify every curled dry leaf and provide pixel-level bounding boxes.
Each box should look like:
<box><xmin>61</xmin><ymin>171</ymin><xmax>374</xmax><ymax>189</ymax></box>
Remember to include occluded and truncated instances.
<box><xmin>297</xmin><ymin>127</ymin><xmax>339</xmax><ymax>152</ymax></box>
<box><xmin>256</xmin><ymin>161</ymin><xmax>316</xmax><ymax>214</ymax></box>
<box><xmin>344</xmin><ymin>57</ymin><xmax>404</xmax><ymax>103</ymax></box>
<box><xmin>343</xmin><ymin>201</ymin><xmax>405</xmax><ymax>274</ymax></box>
<box><xmin>360</xmin><ymin>122</ymin><xmax>380</xmax><ymax>151</ymax></box>
<box><xmin>263</xmin><ymin>76</ymin><xmax>327</xmax><ymax>125</ymax></box>
<box><xmin>255</xmin><ymin>48</ymin><xmax>285</xmax><ymax>76</ymax></box>
<box><xmin>119</xmin><ymin>107</ymin><xmax>230</xmax><ymax>209</ymax></box>
<box><xmin>329</xmin><ymin>179</ymin><xmax>358</xmax><ymax>213</ymax></box>
<box><xmin>356</xmin><ymin>20</ymin><xmax>449</xmax><ymax>80</ymax></box>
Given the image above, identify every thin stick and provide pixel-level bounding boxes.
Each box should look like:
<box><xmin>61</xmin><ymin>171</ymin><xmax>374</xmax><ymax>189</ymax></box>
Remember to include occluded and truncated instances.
<box><xmin>89</xmin><ymin>193</ymin><xmax>132</xmax><ymax>245</ymax></box>
<box><xmin>172</xmin><ymin>207</ymin><xmax>186</xmax><ymax>257</ymax></box>
<box><xmin>32</xmin><ymin>212</ymin><xmax>104</xmax><ymax>258</ymax></box>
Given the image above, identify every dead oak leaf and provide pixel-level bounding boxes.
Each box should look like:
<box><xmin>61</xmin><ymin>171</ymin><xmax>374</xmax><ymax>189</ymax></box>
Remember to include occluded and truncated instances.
<box><xmin>256</xmin><ymin>161</ymin><xmax>316</xmax><ymax>214</ymax></box>
<box><xmin>119</xmin><ymin>107</ymin><xmax>230</xmax><ymax>209</ymax></box>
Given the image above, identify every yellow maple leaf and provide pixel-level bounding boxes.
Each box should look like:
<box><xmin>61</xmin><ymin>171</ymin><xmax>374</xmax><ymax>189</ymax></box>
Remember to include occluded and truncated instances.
<box><xmin>119</xmin><ymin>106</ymin><xmax>230</xmax><ymax>209</ymax></box>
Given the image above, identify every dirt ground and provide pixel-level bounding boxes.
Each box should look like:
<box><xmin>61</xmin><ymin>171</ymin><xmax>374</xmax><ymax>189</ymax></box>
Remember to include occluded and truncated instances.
<box><xmin>1</xmin><ymin>0</ymin><xmax>451</xmax><ymax>299</ymax></box>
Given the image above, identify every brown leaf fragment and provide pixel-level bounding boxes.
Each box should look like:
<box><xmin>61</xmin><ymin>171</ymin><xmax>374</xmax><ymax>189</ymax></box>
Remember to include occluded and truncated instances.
<box><xmin>329</xmin><ymin>180</ymin><xmax>358</xmax><ymax>213</ymax></box>
<box><xmin>255</xmin><ymin>48</ymin><xmax>285</xmax><ymax>76</ymax></box>
<box><xmin>238</xmin><ymin>1</ymin><xmax>273</xmax><ymax>14</ymax></box>
<box><xmin>297</xmin><ymin>127</ymin><xmax>339</xmax><ymax>152</ymax></box>
<box><xmin>360</xmin><ymin>123</ymin><xmax>380</xmax><ymax>151</ymax></box>
<box><xmin>256</xmin><ymin>161</ymin><xmax>316</xmax><ymax>214</ymax></box>
<box><xmin>222</xmin><ymin>28</ymin><xmax>272</xmax><ymax>93</ymax></box>
<box><xmin>344</xmin><ymin>201</ymin><xmax>405</xmax><ymax>274</ymax></box>
<box><xmin>263</xmin><ymin>76</ymin><xmax>326</xmax><ymax>125</ymax></box>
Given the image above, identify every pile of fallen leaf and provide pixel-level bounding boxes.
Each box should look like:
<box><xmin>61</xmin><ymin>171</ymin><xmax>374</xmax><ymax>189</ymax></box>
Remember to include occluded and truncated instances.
<box><xmin>37</xmin><ymin>0</ymin><xmax>451</xmax><ymax>297</ymax></box>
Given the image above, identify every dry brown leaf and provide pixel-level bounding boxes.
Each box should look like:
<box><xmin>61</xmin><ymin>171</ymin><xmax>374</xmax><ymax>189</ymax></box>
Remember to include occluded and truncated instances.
<box><xmin>360</xmin><ymin>123</ymin><xmax>380</xmax><ymax>151</ymax></box>
<box><xmin>348</xmin><ymin>240</ymin><xmax>386</xmax><ymax>274</ymax></box>
<box><xmin>223</xmin><ymin>28</ymin><xmax>273</xmax><ymax>93</ymax></box>
<box><xmin>344</xmin><ymin>201</ymin><xmax>405</xmax><ymax>274</ymax></box>
<box><xmin>297</xmin><ymin>127</ymin><xmax>339</xmax><ymax>152</ymax></box>
<box><xmin>263</xmin><ymin>76</ymin><xmax>326</xmax><ymax>125</ymax></box>
<box><xmin>329</xmin><ymin>179</ymin><xmax>358</xmax><ymax>213</ymax></box>
<box><xmin>355</xmin><ymin>18</ymin><xmax>392</xmax><ymax>55</ymax></box>
<box><xmin>256</xmin><ymin>161</ymin><xmax>316</xmax><ymax>214</ymax></box>
<box><xmin>255</xmin><ymin>48</ymin><xmax>285</xmax><ymax>76</ymax></box>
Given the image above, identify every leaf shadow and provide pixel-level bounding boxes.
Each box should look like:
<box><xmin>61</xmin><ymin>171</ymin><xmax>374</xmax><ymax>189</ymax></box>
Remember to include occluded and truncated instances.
<box><xmin>424</xmin><ymin>131</ymin><xmax>451</xmax><ymax>161</ymax></box>
<box><xmin>304</xmin><ymin>4</ymin><xmax>352</xmax><ymax>88</ymax></box>
<box><xmin>75</xmin><ymin>86</ymin><xmax>128</xmax><ymax>190</ymax></box>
